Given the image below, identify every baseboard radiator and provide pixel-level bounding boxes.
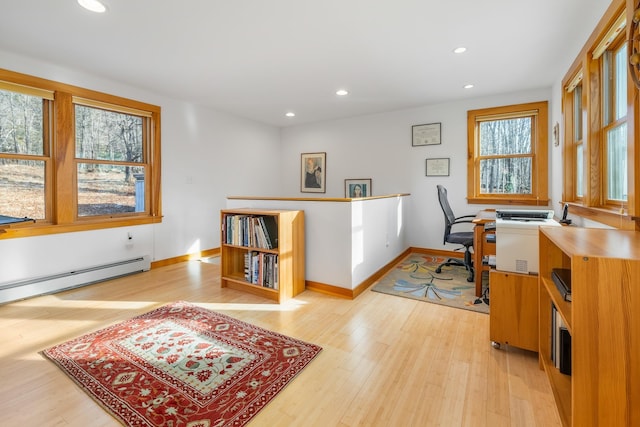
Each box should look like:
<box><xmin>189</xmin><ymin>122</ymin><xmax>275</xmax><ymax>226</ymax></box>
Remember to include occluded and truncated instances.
<box><xmin>0</xmin><ymin>255</ymin><xmax>151</xmax><ymax>305</ymax></box>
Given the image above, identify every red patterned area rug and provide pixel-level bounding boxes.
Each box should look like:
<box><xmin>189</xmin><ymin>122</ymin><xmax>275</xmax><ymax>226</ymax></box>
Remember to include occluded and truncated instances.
<box><xmin>42</xmin><ymin>301</ymin><xmax>322</xmax><ymax>426</ymax></box>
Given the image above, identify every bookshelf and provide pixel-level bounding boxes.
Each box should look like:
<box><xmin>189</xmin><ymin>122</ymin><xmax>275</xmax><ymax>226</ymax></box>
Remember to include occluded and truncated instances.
<box><xmin>538</xmin><ymin>226</ymin><xmax>640</xmax><ymax>426</ymax></box>
<box><xmin>220</xmin><ymin>209</ymin><xmax>305</xmax><ymax>303</ymax></box>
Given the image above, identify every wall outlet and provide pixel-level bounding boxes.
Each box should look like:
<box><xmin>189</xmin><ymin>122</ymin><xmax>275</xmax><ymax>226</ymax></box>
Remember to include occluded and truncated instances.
<box><xmin>126</xmin><ymin>232</ymin><xmax>134</xmax><ymax>247</ymax></box>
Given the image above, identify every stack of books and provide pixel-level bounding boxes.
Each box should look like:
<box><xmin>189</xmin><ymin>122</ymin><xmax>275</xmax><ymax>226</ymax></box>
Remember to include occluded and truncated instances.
<box><xmin>224</xmin><ymin>214</ymin><xmax>278</xmax><ymax>249</ymax></box>
<box><xmin>244</xmin><ymin>251</ymin><xmax>279</xmax><ymax>289</ymax></box>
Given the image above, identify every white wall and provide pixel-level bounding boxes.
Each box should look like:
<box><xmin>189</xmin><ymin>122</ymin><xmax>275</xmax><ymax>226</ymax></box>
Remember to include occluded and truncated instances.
<box><xmin>226</xmin><ymin>196</ymin><xmax>408</xmax><ymax>289</ymax></box>
<box><xmin>280</xmin><ymin>88</ymin><xmax>554</xmax><ymax>251</ymax></box>
<box><xmin>153</xmin><ymin>100</ymin><xmax>282</xmax><ymax>262</ymax></box>
<box><xmin>0</xmin><ymin>0</ymin><xmax>613</xmax><ymax>287</ymax></box>
<box><xmin>0</xmin><ymin>51</ymin><xmax>282</xmax><ymax>284</ymax></box>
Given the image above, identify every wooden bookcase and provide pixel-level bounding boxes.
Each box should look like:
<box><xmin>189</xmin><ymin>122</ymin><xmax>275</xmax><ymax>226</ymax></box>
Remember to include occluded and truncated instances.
<box><xmin>538</xmin><ymin>226</ymin><xmax>640</xmax><ymax>426</ymax></box>
<box><xmin>220</xmin><ymin>209</ymin><xmax>305</xmax><ymax>303</ymax></box>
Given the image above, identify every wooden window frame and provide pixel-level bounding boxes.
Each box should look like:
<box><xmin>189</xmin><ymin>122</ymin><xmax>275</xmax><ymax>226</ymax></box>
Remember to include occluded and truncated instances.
<box><xmin>601</xmin><ymin>39</ymin><xmax>628</xmax><ymax>206</ymax></box>
<box><xmin>466</xmin><ymin>101</ymin><xmax>549</xmax><ymax>206</ymax></box>
<box><xmin>0</xmin><ymin>69</ymin><xmax>162</xmax><ymax>239</ymax></box>
<box><xmin>563</xmin><ymin>75</ymin><xmax>584</xmax><ymax>203</ymax></box>
<box><xmin>561</xmin><ymin>0</ymin><xmax>638</xmax><ymax>230</ymax></box>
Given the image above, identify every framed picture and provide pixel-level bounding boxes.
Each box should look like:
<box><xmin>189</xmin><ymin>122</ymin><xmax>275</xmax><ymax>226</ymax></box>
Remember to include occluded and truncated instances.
<box><xmin>412</xmin><ymin>122</ymin><xmax>441</xmax><ymax>146</ymax></box>
<box><xmin>426</xmin><ymin>158</ymin><xmax>450</xmax><ymax>176</ymax></box>
<box><xmin>344</xmin><ymin>178</ymin><xmax>372</xmax><ymax>198</ymax></box>
<box><xmin>553</xmin><ymin>122</ymin><xmax>560</xmax><ymax>147</ymax></box>
<box><xmin>301</xmin><ymin>152</ymin><xmax>326</xmax><ymax>193</ymax></box>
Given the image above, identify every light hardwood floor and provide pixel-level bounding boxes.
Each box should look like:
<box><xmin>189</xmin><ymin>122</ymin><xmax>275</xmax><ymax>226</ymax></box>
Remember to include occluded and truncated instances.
<box><xmin>0</xmin><ymin>259</ymin><xmax>561</xmax><ymax>427</ymax></box>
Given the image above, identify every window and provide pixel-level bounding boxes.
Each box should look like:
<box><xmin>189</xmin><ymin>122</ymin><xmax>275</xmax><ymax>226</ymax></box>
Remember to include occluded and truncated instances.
<box><xmin>0</xmin><ymin>69</ymin><xmax>161</xmax><ymax>238</ymax></box>
<box><xmin>74</xmin><ymin>102</ymin><xmax>148</xmax><ymax>217</ymax></box>
<box><xmin>467</xmin><ymin>101</ymin><xmax>549</xmax><ymax>205</ymax></box>
<box><xmin>563</xmin><ymin>71</ymin><xmax>584</xmax><ymax>201</ymax></box>
<box><xmin>561</xmin><ymin>3</ymin><xmax>634</xmax><ymax>228</ymax></box>
<box><xmin>603</xmin><ymin>41</ymin><xmax>627</xmax><ymax>203</ymax></box>
<box><xmin>0</xmin><ymin>82</ymin><xmax>52</xmax><ymax>220</ymax></box>
<box><xmin>574</xmin><ymin>83</ymin><xmax>585</xmax><ymax>199</ymax></box>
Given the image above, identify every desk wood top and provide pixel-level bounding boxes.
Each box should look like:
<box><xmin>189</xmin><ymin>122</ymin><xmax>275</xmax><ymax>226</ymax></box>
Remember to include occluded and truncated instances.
<box><xmin>473</xmin><ymin>209</ymin><xmax>496</xmax><ymax>224</ymax></box>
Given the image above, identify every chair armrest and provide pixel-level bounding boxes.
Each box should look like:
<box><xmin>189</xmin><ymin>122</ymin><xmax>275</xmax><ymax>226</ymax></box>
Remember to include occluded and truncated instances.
<box><xmin>456</xmin><ymin>214</ymin><xmax>477</xmax><ymax>220</ymax></box>
<box><xmin>452</xmin><ymin>220</ymin><xmax>474</xmax><ymax>226</ymax></box>
<box><xmin>452</xmin><ymin>214</ymin><xmax>476</xmax><ymax>225</ymax></box>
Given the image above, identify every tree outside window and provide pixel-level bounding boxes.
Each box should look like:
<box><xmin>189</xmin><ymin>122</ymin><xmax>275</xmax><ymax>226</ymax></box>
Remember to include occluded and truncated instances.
<box><xmin>0</xmin><ymin>69</ymin><xmax>161</xmax><ymax>239</ymax></box>
<box><xmin>467</xmin><ymin>101</ymin><xmax>549</xmax><ymax>205</ymax></box>
<box><xmin>0</xmin><ymin>86</ymin><xmax>51</xmax><ymax>220</ymax></box>
<box><xmin>74</xmin><ymin>104</ymin><xmax>147</xmax><ymax>217</ymax></box>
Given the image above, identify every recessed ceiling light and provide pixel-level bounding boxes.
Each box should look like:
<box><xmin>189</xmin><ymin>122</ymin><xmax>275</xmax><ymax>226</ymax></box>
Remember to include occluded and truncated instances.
<box><xmin>285</xmin><ymin>112</ymin><xmax>296</xmax><ymax>117</ymax></box>
<box><xmin>463</xmin><ymin>84</ymin><xmax>474</xmax><ymax>89</ymax></box>
<box><xmin>77</xmin><ymin>0</ymin><xmax>107</xmax><ymax>13</ymax></box>
<box><xmin>453</xmin><ymin>47</ymin><xmax>467</xmax><ymax>54</ymax></box>
<box><xmin>336</xmin><ymin>89</ymin><xmax>349</xmax><ymax>96</ymax></box>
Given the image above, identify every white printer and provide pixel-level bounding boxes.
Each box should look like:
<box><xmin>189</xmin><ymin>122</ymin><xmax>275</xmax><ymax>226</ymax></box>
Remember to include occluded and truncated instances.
<box><xmin>495</xmin><ymin>209</ymin><xmax>560</xmax><ymax>274</ymax></box>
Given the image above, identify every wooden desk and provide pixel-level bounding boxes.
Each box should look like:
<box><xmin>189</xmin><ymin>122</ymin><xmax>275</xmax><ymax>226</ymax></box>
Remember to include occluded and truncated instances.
<box><xmin>472</xmin><ymin>209</ymin><xmax>496</xmax><ymax>297</ymax></box>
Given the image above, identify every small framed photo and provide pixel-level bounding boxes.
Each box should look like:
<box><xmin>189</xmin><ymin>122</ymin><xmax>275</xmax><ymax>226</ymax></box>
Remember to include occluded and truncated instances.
<box><xmin>345</xmin><ymin>179</ymin><xmax>372</xmax><ymax>198</ymax></box>
<box><xmin>301</xmin><ymin>152</ymin><xmax>326</xmax><ymax>193</ymax></box>
<box><xmin>426</xmin><ymin>158</ymin><xmax>450</xmax><ymax>176</ymax></box>
<box><xmin>553</xmin><ymin>122</ymin><xmax>560</xmax><ymax>147</ymax></box>
<box><xmin>412</xmin><ymin>122</ymin><xmax>441</xmax><ymax>146</ymax></box>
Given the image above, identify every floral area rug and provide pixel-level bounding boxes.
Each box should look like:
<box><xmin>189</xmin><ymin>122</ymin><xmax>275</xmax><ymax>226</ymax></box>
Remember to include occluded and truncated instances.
<box><xmin>371</xmin><ymin>253</ymin><xmax>489</xmax><ymax>314</ymax></box>
<box><xmin>42</xmin><ymin>301</ymin><xmax>322</xmax><ymax>426</ymax></box>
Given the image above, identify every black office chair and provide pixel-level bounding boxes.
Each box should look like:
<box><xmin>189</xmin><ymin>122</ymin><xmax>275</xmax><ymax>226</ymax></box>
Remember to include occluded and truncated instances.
<box><xmin>434</xmin><ymin>184</ymin><xmax>475</xmax><ymax>282</ymax></box>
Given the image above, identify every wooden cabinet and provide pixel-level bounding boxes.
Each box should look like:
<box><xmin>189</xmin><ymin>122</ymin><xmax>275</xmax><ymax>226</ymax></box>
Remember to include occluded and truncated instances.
<box><xmin>489</xmin><ymin>270</ymin><xmax>538</xmax><ymax>352</ymax></box>
<box><xmin>220</xmin><ymin>209</ymin><xmax>305</xmax><ymax>303</ymax></box>
<box><xmin>538</xmin><ymin>226</ymin><xmax>640</xmax><ymax>427</ymax></box>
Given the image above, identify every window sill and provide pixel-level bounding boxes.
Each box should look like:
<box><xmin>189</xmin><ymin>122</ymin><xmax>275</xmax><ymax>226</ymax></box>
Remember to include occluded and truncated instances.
<box><xmin>0</xmin><ymin>215</ymin><xmax>162</xmax><ymax>240</ymax></box>
<box><xmin>563</xmin><ymin>202</ymin><xmax>636</xmax><ymax>230</ymax></box>
<box><xmin>467</xmin><ymin>197</ymin><xmax>550</xmax><ymax>206</ymax></box>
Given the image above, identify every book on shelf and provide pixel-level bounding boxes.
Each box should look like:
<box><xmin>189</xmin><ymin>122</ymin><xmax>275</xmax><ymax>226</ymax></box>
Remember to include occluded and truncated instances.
<box><xmin>253</xmin><ymin>217</ymin><xmax>267</xmax><ymax>248</ymax></box>
<box><xmin>243</xmin><ymin>251</ymin><xmax>279</xmax><ymax>289</ymax></box>
<box><xmin>552</xmin><ymin>268</ymin><xmax>572</xmax><ymax>302</ymax></box>
<box><xmin>259</xmin><ymin>215</ymin><xmax>278</xmax><ymax>249</ymax></box>
<box><xmin>224</xmin><ymin>214</ymin><xmax>278</xmax><ymax>249</ymax></box>
<box><xmin>559</xmin><ymin>327</ymin><xmax>572</xmax><ymax>375</ymax></box>
<box><xmin>244</xmin><ymin>251</ymin><xmax>251</xmax><ymax>282</ymax></box>
<box><xmin>551</xmin><ymin>303</ymin><xmax>572</xmax><ymax>376</ymax></box>
<box><xmin>551</xmin><ymin>304</ymin><xmax>557</xmax><ymax>364</ymax></box>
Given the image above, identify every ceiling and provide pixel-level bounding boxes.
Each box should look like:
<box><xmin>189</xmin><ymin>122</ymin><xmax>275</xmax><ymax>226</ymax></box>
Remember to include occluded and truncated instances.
<box><xmin>1</xmin><ymin>0</ymin><xmax>612</xmax><ymax>127</ymax></box>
